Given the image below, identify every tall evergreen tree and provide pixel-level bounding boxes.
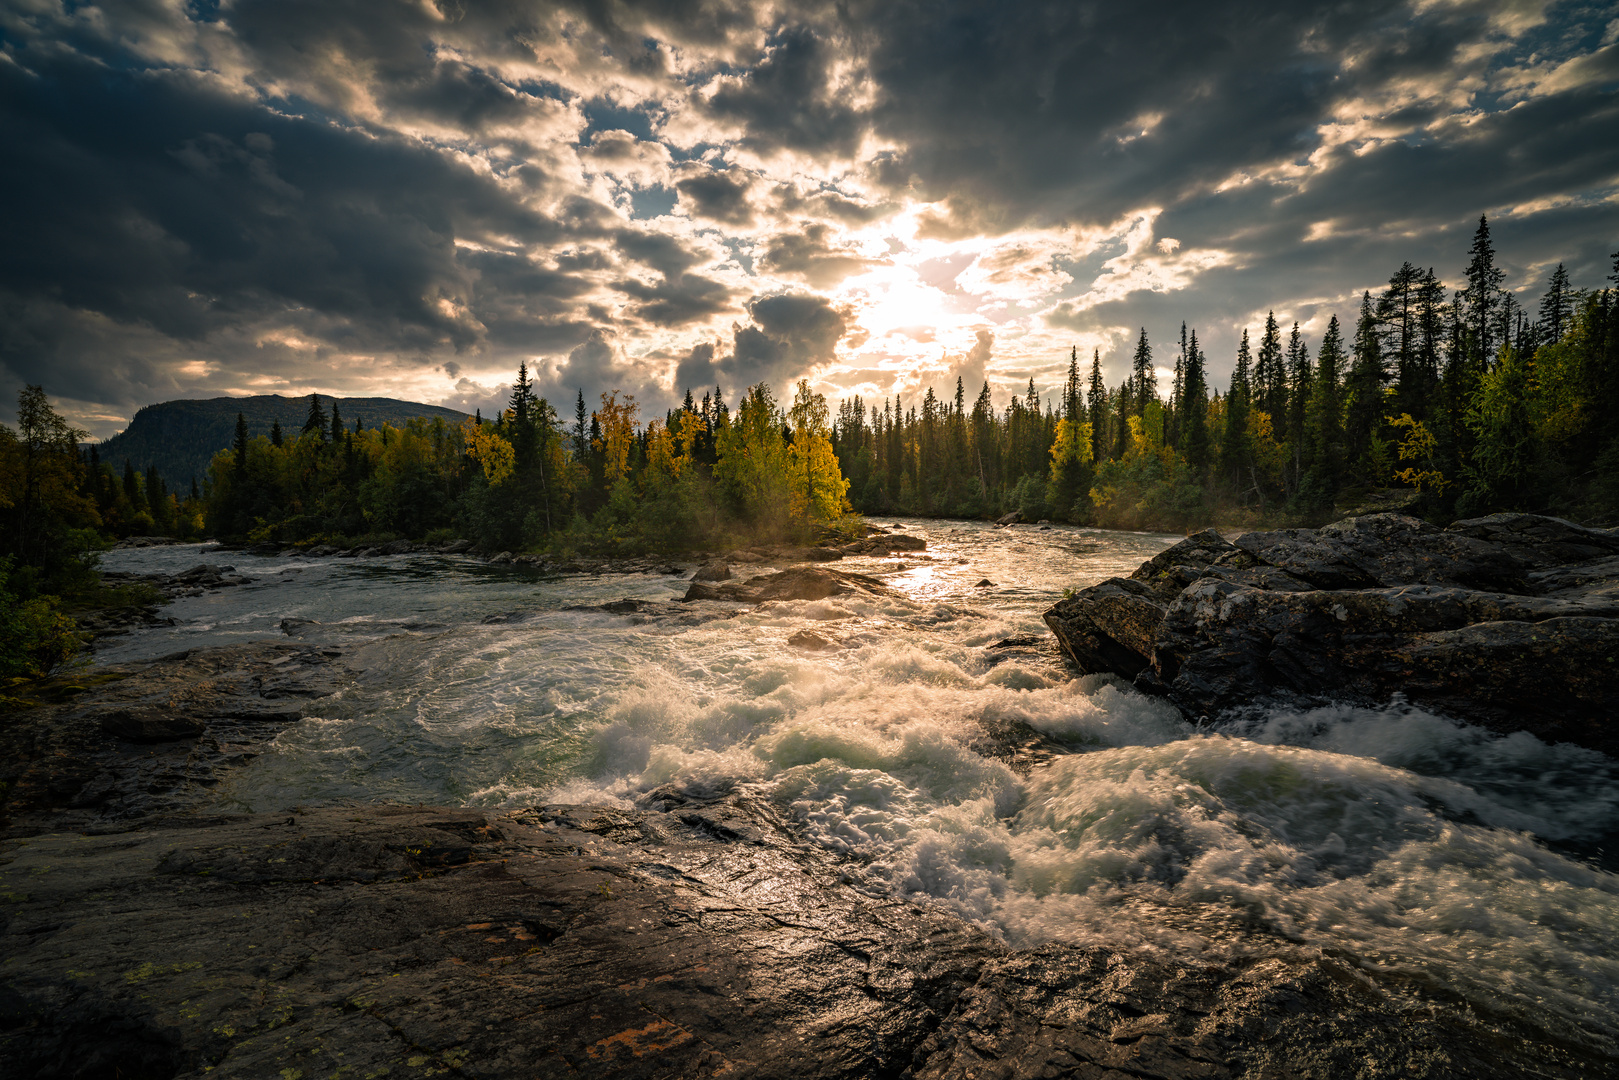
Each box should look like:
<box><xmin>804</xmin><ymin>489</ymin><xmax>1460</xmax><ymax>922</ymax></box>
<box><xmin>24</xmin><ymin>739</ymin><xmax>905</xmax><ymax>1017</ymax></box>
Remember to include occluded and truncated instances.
<box><xmin>302</xmin><ymin>394</ymin><xmax>327</xmax><ymax>439</ymax></box>
<box><xmin>1180</xmin><ymin>329</ymin><xmax>1211</xmax><ymax>468</ymax></box>
<box><xmin>1130</xmin><ymin>328</ymin><xmax>1156</xmax><ymax>409</ymax></box>
<box><xmin>574</xmin><ymin>390</ymin><xmax>589</xmax><ymax>459</ymax></box>
<box><xmin>1255</xmin><ymin>312</ymin><xmax>1286</xmax><ymax>439</ymax></box>
<box><xmin>1286</xmin><ymin>322</ymin><xmax>1311</xmax><ymax>491</ymax></box>
<box><xmin>1087</xmin><ymin>349</ymin><xmax>1107</xmax><ymax>464</ymax></box>
<box><xmin>1345</xmin><ymin>291</ymin><xmax>1387</xmax><ymax>481</ymax></box>
<box><xmin>270</xmin><ymin>419</ymin><xmax>283</xmax><ymax>447</ymax></box>
<box><xmin>1301</xmin><ymin>315</ymin><xmax>1346</xmax><ymax>502</ymax></box>
<box><xmin>1539</xmin><ymin>263</ymin><xmax>1573</xmax><ymax>345</ymax></box>
<box><xmin>233</xmin><ymin>412</ymin><xmax>250</xmax><ymax>473</ymax></box>
<box><xmin>1222</xmin><ymin>330</ymin><xmax>1253</xmax><ymax>490</ymax></box>
<box><xmin>330</xmin><ymin>402</ymin><xmax>343</xmax><ymax>444</ymax></box>
<box><xmin>1461</xmin><ymin>214</ymin><xmax>1505</xmax><ymax>368</ymax></box>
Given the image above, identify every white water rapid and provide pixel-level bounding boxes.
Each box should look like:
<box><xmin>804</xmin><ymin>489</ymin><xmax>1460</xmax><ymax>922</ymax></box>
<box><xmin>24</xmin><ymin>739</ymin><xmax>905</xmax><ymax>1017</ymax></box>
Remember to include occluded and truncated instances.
<box><xmin>97</xmin><ymin>518</ymin><xmax>1619</xmax><ymax>1050</ymax></box>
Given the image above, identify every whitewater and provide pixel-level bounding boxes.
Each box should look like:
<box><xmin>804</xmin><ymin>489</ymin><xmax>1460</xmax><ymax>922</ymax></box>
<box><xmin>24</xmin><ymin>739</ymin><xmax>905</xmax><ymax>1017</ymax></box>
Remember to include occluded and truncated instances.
<box><xmin>97</xmin><ymin>518</ymin><xmax>1619</xmax><ymax>1052</ymax></box>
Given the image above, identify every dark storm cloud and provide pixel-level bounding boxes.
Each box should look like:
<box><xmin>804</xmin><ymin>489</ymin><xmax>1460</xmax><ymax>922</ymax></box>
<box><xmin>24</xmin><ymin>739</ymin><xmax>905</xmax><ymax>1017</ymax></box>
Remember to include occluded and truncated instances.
<box><xmin>674</xmin><ymin>168</ymin><xmax>757</xmax><ymax>225</ymax></box>
<box><xmin>675</xmin><ymin>292</ymin><xmax>848</xmax><ymax>393</ymax></box>
<box><xmin>756</xmin><ymin>223</ymin><xmax>883</xmax><ymax>287</ymax></box>
<box><xmin>702</xmin><ymin>25</ymin><xmax>864</xmax><ymax>158</ymax></box>
<box><xmin>613</xmin><ymin>272</ymin><xmax>736</xmax><ymax>327</ymax></box>
<box><xmin>2</xmin><ymin>0</ymin><xmax>1616</xmax><ymax>432</ymax></box>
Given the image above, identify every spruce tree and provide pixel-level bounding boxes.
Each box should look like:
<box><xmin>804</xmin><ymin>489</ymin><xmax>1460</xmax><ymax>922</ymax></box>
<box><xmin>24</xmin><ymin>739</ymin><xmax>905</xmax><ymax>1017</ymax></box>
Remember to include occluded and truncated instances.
<box><xmin>1087</xmin><ymin>349</ymin><xmax>1107</xmax><ymax>463</ymax></box>
<box><xmin>1461</xmin><ymin>214</ymin><xmax>1505</xmax><ymax>368</ymax></box>
<box><xmin>1538</xmin><ymin>263</ymin><xmax>1573</xmax><ymax>345</ymax></box>
<box><xmin>1345</xmin><ymin>292</ymin><xmax>1387</xmax><ymax>482</ymax></box>
<box><xmin>1302</xmin><ymin>315</ymin><xmax>1346</xmax><ymax>504</ymax></box>
<box><xmin>1113</xmin><ymin>377</ymin><xmax>1132</xmax><ymax>458</ymax></box>
<box><xmin>234</xmin><ymin>412</ymin><xmax>250</xmax><ymax>473</ymax></box>
<box><xmin>123</xmin><ymin>459</ymin><xmax>139</xmax><ymax>504</ymax></box>
<box><xmin>303</xmin><ymin>393</ymin><xmax>327</xmax><ymax>439</ymax></box>
<box><xmin>574</xmin><ymin>390</ymin><xmax>588</xmax><ymax>458</ymax></box>
<box><xmin>1286</xmin><ymin>322</ymin><xmax>1311</xmax><ymax>493</ymax></box>
<box><xmin>1180</xmin><ymin>329</ymin><xmax>1211</xmax><ymax>469</ymax></box>
<box><xmin>1222</xmin><ymin>330</ymin><xmax>1253</xmax><ymax>491</ymax></box>
<box><xmin>1255</xmin><ymin>312</ymin><xmax>1285</xmax><ymax>439</ymax></box>
<box><xmin>270</xmin><ymin>419</ymin><xmax>283</xmax><ymax>447</ymax></box>
<box><xmin>330</xmin><ymin>402</ymin><xmax>343</xmax><ymax>444</ymax></box>
<box><xmin>1130</xmin><ymin>328</ymin><xmax>1156</xmax><ymax>410</ymax></box>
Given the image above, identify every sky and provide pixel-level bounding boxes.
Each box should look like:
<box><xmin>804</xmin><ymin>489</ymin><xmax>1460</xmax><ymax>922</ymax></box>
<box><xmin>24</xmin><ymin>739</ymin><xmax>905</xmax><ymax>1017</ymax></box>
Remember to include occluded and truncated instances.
<box><xmin>2</xmin><ymin>0</ymin><xmax>1618</xmax><ymax>440</ymax></box>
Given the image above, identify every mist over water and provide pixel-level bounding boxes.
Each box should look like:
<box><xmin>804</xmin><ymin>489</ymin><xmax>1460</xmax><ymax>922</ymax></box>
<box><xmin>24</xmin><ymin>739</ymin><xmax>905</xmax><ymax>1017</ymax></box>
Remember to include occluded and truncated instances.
<box><xmin>100</xmin><ymin>520</ymin><xmax>1619</xmax><ymax>1046</ymax></box>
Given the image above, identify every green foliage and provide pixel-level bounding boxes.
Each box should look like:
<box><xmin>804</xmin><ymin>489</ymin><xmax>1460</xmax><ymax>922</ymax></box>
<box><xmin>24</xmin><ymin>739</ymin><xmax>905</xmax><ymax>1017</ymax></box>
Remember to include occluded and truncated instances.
<box><xmin>0</xmin><ymin>557</ymin><xmax>83</xmax><ymax>681</ymax></box>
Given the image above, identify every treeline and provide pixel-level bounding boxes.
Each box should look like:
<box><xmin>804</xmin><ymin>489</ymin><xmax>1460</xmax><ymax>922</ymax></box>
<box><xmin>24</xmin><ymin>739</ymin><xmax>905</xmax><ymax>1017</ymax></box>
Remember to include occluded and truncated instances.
<box><xmin>204</xmin><ymin>375</ymin><xmax>853</xmax><ymax>553</ymax></box>
<box><xmin>834</xmin><ymin>217</ymin><xmax>1619</xmax><ymax>529</ymax></box>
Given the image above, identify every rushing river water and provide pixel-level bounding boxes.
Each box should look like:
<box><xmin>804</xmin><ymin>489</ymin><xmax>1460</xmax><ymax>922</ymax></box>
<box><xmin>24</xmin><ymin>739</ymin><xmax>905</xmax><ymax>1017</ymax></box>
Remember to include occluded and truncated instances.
<box><xmin>98</xmin><ymin>519</ymin><xmax>1619</xmax><ymax>1051</ymax></box>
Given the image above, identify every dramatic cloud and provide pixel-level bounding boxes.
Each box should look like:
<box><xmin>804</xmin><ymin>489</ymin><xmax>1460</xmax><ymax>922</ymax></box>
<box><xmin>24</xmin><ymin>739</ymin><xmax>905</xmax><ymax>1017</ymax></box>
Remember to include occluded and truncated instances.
<box><xmin>1</xmin><ymin>0</ymin><xmax>1616</xmax><ymax>436</ymax></box>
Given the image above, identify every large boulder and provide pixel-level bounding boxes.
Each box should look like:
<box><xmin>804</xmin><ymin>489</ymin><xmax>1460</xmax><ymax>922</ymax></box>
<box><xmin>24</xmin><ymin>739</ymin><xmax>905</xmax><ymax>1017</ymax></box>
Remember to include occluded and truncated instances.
<box><xmin>684</xmin><ymin>566</ymin><xmax>892</xmax><ymax>603</ymax></box>
<box><xmin>1043</xmin><ymin>513</ymin><xmax>1619</xmax><ymax>754</ymax></box>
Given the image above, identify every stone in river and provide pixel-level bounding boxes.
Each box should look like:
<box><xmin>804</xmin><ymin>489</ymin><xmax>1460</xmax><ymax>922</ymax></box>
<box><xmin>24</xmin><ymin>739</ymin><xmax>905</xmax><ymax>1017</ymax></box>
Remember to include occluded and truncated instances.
<box><xmin>684</xmin><ymin>566</ymin><xmax>891</xmax><ymax>603</ymax></box>
<box><xmin>1043</xmin><ymin>512</ymin><xmax>1619</xmax><ymax>755</ymax></box>
<box><xmin>787</xmin><ymin>629</ymin><xmax>841</xmax><ymax>651</ymax></box>
<box><xmin>692</xmin><ymin>559</ymin><xmax>732</xmax><ymax>582</ymax></box>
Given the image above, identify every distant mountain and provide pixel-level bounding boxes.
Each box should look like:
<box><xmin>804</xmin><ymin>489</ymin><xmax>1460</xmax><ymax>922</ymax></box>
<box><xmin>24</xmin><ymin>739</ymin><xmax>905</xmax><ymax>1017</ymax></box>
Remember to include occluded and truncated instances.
<box><xmin>94</xmin><ymin>395</ymin><xmax>470</xmax><ymax>485</ymax></box>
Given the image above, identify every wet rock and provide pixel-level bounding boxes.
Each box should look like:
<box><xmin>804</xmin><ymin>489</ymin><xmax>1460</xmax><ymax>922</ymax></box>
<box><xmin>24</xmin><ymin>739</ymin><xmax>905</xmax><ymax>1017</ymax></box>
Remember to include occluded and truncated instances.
<box><xmin>1</xmin><ymin>643</ymin><xmax>350</xmax><ymax>830</ymax></box>
<box><xmin>356</xmin><ymin>547</ymin><xmax>382</xmax><ymax>558</ymax></box>
<box><xmin>975</xmin><ymin>578</ymin><xmax>994</xmax><ymax>587</ymax></box>
<box><xmin>381</xmin><ymin>539</ymin><xmax>416</xmax><ymax>555</ymax></box>
<box><xmin>0</xmin><ymin>795</ymin><xmax>1600</xmax><ymax>1080</ymax></box>
<box><xmin>438</xmin><ymin>538</ymin><xmax>474</xmax><ymax>554</ymax></box>
<box><xmin>489</xmin><ymin>551</ymin><xmax>514</xmax><ymax>564</ymax></box>
<box><xmin>995</xmin><ymin>511</ymin><xmax>1021</xmax><ymax>525</ymax></box>
<box><xmin>683</xmin><ymin>566</ymin><xmax>892</xmax><ymax>603</ymax></box>
<box><xmin>559</xmin><ymin>599</ymin><xmax>743</xmax><ymax>627</ymax></box>
<box><xmin>1044</xmin><ymin>513</ymin><xmax>1619</xmax><ymax>753</ymax></box>
<box><xmin>95</xmin><ymin>707</ymin><xmax>206</xmax><ymax>743</ymax></box>
<box><xmin>838</xmin><ymin>533</ymin><xmax>927</xmax><ymax>556</ymax></box>
<box><xmin>305</xmin><ymin>544</ymin><xmax>339</xmax><ymax>557</ymax></box>
<box><xmin>786</xmin><ymin>629</ymin><xmax>840</xmax><ymax>651</ymax></box>
<box><xmin>691</xmin><ymin>559</ymin><xmax>732</xmax><ymax>582</ymax></box>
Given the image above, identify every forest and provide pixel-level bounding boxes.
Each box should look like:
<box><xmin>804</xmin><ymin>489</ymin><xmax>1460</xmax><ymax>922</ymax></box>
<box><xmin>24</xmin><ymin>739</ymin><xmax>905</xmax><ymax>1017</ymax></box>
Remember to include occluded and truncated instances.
<box><xmin>4</xmin><ymin>216</ymin><xmax>1619</xmax><ymax>678</ymax></box>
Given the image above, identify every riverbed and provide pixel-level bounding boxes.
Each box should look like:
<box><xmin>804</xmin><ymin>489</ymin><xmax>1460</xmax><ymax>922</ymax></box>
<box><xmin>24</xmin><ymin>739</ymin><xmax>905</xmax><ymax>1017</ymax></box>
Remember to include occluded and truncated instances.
<box><xmin>97</xmin><ymin>518</ymin><xmax>1619</xmax><ymax>1054</ymax></box>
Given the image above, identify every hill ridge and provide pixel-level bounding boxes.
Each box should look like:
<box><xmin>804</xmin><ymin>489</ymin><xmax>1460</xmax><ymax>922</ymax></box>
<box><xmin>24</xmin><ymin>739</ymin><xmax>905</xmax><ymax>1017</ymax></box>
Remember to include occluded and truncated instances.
<box><xmin>96</xmin><ymin>394</ymin><xmax>470</xmax><ymax>485</ymax></box>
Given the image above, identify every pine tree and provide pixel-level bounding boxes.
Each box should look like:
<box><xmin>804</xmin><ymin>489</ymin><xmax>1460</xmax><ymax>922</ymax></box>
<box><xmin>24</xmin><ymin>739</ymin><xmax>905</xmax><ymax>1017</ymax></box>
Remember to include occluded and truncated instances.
<box><xmin>1461</xmin><ymin>214</ymin><xmax>1505</xmax><ymax>368</ymax></box>
<box><xmin>1180</xmin><ymin>329</ymin><xmax>1210</xmax><ymax>469</ymax></box>
<box><xmin>123</xmin><ymin>458</ymin><xmax>139</xmax><ymax>504</ymax></box>
<box><xmin>1130</xmin><ymin>328</ymin><xmax>1156</xmax><ymax>410</ymax></box>
<box><xmin>574</xmin><ymin>390</ymin><xmax>588</xmax><ymax>458</ymax></box>
<box><xmin>234</xmin><ymin>412</ymin><xmax>250</xmax><ymax>473</ymax></box>
<box><xmin>1286</xmin><ymin>322</ymin><xmax>1310</xmax><ymax>494</ymax></box>
<box><xmin>303</xmin><ymin>394</ymin><xmax>327</xmax><ymax>439</ymax></box>
<box><xmin>1539</xmin><ymin>263</ymin><xmax>1573</xmax><ymax>345</ymax></box>
<box><xmin>1087</xmin><ymin>349</ymin><xmax>1106</xmax><ymax>464</ymax></box>
<box><xmin>1255</xmin><ymin>311</ymin><xmax>1285</xmax><ymax>439</ymax></box>
<box><xmin>330</xmin><ymin>402</ymin><xmax>343</xmax><ymax>444</ymax></box>
<box><xmin>1113</xmin><ymin>377</ymin><xmax>1132</xmax><ymax>458</ymax></box>
<box><xmin>1222</xmin><ymin>330</ymin><xmax>1253</xmax><ymax>490</ymax></box>
<box><xmin>1301</xmin><ymin>315</ymin><xmax>1346</xmax><ymax>503</ymax></box>
<box><xmin>270</xmin><ymin>420</ymin><xmax>283</xmax><ymax>447</ymax></box>
<box><xmin>1345</xmin><ymin>292</ymin><xmax>1387</xmax><ymax>482</ymax></box>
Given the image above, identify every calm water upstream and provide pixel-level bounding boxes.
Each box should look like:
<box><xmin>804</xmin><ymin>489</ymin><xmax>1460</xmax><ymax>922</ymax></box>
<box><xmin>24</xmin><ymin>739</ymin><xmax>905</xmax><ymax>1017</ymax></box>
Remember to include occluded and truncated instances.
<box><xmin>98</xmin><ymin>518</ymin><xmax>1619</xmax><ymax>1049</ymax></box>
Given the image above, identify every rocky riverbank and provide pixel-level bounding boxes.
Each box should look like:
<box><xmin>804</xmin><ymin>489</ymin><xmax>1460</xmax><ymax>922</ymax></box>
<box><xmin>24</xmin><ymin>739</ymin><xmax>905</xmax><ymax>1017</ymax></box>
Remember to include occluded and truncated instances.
<box><xmin>3</xmin><ymin>638</ymin><xmax>1615</xmax><ymax>1077</ymax></box>
<box><xmin>1043</xmin><ymin>513</ymin><xmax>1619</xmax><ymax>757</ymax></box>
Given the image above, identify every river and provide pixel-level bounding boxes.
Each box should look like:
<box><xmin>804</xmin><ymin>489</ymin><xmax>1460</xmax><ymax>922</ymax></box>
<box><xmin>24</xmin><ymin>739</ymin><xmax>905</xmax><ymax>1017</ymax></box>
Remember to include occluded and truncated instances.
<box><xmin>97</xmin><ymin>518</ymin><xmax>1619</xmax><ymax>1053</ymax></box>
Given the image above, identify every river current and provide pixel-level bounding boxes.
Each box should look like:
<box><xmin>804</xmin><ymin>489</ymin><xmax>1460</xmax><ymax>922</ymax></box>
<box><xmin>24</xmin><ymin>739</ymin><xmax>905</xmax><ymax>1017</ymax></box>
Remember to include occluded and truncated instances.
<box><xmin>98</xmin><ymin>519</ymin><xmax>1619</xmax><ymax>1051</ymax></box>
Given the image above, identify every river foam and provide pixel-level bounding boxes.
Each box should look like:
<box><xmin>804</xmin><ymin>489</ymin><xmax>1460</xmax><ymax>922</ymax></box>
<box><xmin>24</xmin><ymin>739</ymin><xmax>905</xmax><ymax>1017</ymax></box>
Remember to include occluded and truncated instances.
<box><xmin>99</xmin><ymin>520</ymin><xmax>1619</xmax><ymax>1045</ymax></box>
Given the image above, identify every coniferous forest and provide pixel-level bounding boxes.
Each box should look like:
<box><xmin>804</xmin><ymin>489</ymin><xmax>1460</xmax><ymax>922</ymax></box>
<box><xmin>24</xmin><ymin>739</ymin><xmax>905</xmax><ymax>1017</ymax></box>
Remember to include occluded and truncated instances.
<box><xmin>4</xmin><ymin>217</ymin><xmax>1619</xmax><ymax>678</ymax></box>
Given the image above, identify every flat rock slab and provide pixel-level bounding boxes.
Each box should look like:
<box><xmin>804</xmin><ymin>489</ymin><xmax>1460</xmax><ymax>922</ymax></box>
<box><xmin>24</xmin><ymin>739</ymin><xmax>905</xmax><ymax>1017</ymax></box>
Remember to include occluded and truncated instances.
<box><xmin>1</xmin><ymin>796</ymin><xmax>1601</xmax><ymax>1080</ymax></box>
